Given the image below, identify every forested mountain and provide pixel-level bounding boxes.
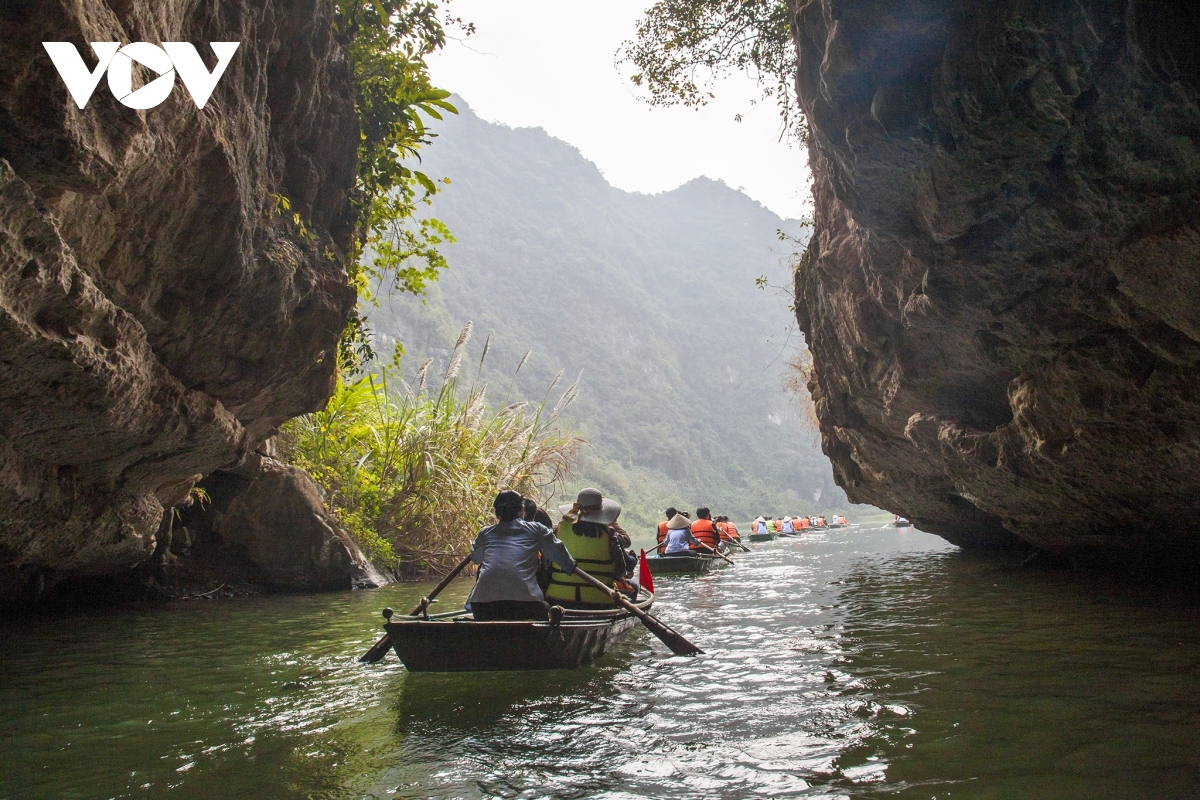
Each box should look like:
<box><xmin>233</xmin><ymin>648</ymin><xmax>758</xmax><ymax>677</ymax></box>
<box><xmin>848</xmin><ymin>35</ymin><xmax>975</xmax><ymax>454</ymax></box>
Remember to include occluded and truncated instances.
<box><xmin>371</xmin><ymin>98</ymin><xmax>852</xmax><ymax>532</ymax></box>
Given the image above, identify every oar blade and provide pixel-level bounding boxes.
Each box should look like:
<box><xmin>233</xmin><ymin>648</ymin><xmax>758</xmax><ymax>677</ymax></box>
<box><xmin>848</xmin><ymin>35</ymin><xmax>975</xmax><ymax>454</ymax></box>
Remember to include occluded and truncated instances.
<box><xmin>359</xmin><ymin>633</ymin><xmax>392</xmax><ymax>663</ymax></box>
<box><xmin>650</xmin><ymin>622</ymin><xmax>704</xmax><ymax>656</ymax></box>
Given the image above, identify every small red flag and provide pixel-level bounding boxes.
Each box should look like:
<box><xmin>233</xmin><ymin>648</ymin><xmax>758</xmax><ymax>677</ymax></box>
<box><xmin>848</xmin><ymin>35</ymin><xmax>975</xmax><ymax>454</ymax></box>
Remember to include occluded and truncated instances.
<box><xmin>638</xmin><ymin>549</ymin><xmax>654</xmax><ymax>595</ymax></box>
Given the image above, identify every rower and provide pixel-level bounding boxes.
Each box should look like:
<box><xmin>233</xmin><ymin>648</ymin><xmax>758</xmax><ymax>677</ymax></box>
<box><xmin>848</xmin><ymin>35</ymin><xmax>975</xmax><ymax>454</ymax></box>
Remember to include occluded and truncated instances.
<box><xmin>689</xmin><ymin>508</ymin><xmax>721</xmax><ymax>552</ymax></box>
<box><xmin>716</xmin><ymin>515</ymin><xmax>740</xmax><ymax>544</ymax></box>
<box><xmin>662</xmin><ymin>513</ymin><xmax>700</xmax><ymax>553</ymax></box>
<box><xmin>657</xmin><ymin>506</ymin><xmax>678</xmax><ymax>548</ymax></box>
<box><xmin>546</xmin><ymin>488</ymin><xmax>633</xmax><ymax>607</ymax></box>
<box><xmin>754</xmin><ymin>517</ymin><xmax>768</xmax><ymax>535</ymax></box>
<box><xmin>781</xmin><ymin>516</ymin><xmax>794</xmax><ymax>534</ymax></box>
<box><xmin>467</xmin><ymin>490</ymin><xmax>577</xmax><ymax>621</ymax></box>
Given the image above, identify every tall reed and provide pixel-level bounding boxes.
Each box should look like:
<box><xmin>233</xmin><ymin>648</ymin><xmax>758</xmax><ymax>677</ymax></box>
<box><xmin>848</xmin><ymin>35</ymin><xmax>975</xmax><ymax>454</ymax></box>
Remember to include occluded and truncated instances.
<box><xmin>280</xmin><ymin>325</ymin><xmax>583</xmax><ymax>577</ymax></box>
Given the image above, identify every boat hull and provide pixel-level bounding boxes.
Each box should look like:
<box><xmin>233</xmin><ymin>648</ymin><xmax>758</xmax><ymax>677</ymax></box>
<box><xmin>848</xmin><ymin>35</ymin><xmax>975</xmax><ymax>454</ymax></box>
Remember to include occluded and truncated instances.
<box><xmin>748</xmin><ymin>532</ymin><xmax>775</xmax><ymax>542</ymax></box>
<box><xmin>385</xmin><ymin>592</ymin><xmax>652</xmax><ymax>672</ymax></box>
<box><xmin>646</xmin><ymin>553</ymin><xmax>718</xmax><ymax>574</ymax></box>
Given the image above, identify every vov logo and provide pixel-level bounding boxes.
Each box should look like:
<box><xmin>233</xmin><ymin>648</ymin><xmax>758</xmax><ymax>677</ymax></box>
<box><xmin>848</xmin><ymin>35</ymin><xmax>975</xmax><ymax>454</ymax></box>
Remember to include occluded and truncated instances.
<box><xmin>42</xmin><ymin>42</ymin><xmax>240</xmax><ymax>110</ymax></box>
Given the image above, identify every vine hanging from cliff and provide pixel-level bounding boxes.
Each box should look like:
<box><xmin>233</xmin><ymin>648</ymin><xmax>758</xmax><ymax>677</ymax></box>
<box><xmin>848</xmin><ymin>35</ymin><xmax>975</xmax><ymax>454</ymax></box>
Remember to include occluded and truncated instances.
<box><xmin>336</xmin><ymin>0</ymin><xmax>473</xmax><ymax>370</ymax></box>
<box><xmin>620</xmin><ymin>0</ymin><xmax>805</xmax><ymax>139</ymax></box>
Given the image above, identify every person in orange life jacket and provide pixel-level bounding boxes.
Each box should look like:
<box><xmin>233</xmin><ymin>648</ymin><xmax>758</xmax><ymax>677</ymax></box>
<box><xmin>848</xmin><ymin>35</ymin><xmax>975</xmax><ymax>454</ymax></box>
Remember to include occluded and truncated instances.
<box><xmin>662</xmin><ymin>513</ymin><xmax>701</xmax><ymax>553</ymax></box>
<box><xmin>657</xmin><ymin>506</ymin><xmax>678</xmax><ymax>547</ymax></box>
<box><xmin>467</xmin><ymin>490</ymin><xmax>577</xmax><ymax>621</ymax></box>
<box><xmin>546</xmin><ymin>488</ymin><xmax>636</xmax><ymax>606</ymax></box>
<box><xmin>715</xmin><ymin>515</ymin><xmax>740</xmax><ymax>543</ymax></box>
<box><xmin>689</xmin><ymin>508</ymin><xmax>721</xmax><ymax>550</ymax></box>
<box><xmin>773</xmin><ymin>517</ymin><xmax>783</xmax><ymax>533</ymax></box>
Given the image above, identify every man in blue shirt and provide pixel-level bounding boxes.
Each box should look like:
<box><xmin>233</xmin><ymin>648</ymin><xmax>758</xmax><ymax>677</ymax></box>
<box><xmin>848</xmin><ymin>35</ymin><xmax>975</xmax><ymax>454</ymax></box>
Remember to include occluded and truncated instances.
<box><xmin>467</xmin><ymin>490</ymin><xmax>577</xmax><ymax>620</ymax></box>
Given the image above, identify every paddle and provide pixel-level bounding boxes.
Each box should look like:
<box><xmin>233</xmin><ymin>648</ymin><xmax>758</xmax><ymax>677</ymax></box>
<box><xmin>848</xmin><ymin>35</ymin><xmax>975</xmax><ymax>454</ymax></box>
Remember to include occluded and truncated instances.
<box><xmin>723</xmin><ymin>536</ymin><xmax>751</xmax><ymax>552</ymax></box>
<box><xmin>359</xmin><ymin>553</ymin><xmax>473</xmax><ymax>664</ymax></box>
<box><xmin>696</xmin><ymin>542</ymin><xmax>736</xmax><ymax>565</ymax></box>
<box><xmin>571</xmin><ymin>566</ymin><xmax>703</xmax><ymax>656</ymax></box>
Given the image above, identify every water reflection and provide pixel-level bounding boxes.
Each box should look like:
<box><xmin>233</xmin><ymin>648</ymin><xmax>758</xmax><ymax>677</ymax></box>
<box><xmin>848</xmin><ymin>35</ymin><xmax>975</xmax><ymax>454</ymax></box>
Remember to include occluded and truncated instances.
<box><xmin>3</xmin><ymin>526</ymin><xmax>1200</xmax><ymax>798</ymax></box>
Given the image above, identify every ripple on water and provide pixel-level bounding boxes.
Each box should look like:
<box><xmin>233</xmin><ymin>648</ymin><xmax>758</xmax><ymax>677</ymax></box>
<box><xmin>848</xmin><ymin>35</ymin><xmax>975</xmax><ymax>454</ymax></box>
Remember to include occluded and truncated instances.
<box><xmin>5</xmin><ymin>525</ymin><xmax>1200</xmax><ymax>798</ymax></box>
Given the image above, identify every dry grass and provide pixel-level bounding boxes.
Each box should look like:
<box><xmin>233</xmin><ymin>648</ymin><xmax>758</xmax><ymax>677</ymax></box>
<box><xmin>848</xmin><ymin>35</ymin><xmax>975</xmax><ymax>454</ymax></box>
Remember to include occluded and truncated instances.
<box><xmin>281</xmin><ymin>324</ymin><xmax>583</xmax><ymax>577</ymax></box>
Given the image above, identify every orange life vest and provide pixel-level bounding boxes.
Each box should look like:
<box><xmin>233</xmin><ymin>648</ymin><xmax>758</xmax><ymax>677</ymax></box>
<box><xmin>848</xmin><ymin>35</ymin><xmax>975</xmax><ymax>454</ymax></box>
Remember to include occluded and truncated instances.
<box><xmin>798</xmin><ymin>518</ymin><xmax>809</xmax><ymax>528</ymax></box>
<box><xmin>717</xmin><ymin>521</ymin><xmax>739</xmax><ymax>542</ymax></box>
<box><xmin>690</xmin><ymin>519</ymin><xmax>719</xmax><ymax>550</ymax></box>
<box><xmin>773</xmin><ymin>519</ymin><xmax>783</xmax><ymax>532</ymax></box>
<box><xmin>657</xmin><ymin>520</ymin><xmax>668</xmax><ymax>545</ymax></box>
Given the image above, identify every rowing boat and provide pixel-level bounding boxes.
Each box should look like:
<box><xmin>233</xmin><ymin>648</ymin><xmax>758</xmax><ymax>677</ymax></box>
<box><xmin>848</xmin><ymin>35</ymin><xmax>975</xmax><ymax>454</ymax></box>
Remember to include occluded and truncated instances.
<box><xmin>748</xmin><ymin>532</ymin><xmax>775</xmax><ymax>542</ymax></box>
<box><xmin>383</xmin><ymin>587</ymin><xmax>654</xmax><ymax>671</ymax></box>
<box><xmin>893</xmin><ymin>519</ymin><xmax>912</xmax><ymax>528</ymax></box>
<box><xmin>646</xmin><ymin>552</ymin><xmax>720</xmax><ymax>575</ymax></box>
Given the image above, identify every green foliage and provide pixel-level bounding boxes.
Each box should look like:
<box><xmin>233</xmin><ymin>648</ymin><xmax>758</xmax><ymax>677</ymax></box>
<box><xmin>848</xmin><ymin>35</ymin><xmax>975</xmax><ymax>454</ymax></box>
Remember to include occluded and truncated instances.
<box><xmin>335</xmin><ymin>0</ymin><xmax>471</xmax><ymax>371</ymax></box>
<box><xmin>620</xmin><ymin>0</ymin><xmax>805</xmax><ymax>138</ymax></box>
<box><xmin>280</xmin><ymin>324</ymin><xmax>582</xmax><ymax>576</ymax></box>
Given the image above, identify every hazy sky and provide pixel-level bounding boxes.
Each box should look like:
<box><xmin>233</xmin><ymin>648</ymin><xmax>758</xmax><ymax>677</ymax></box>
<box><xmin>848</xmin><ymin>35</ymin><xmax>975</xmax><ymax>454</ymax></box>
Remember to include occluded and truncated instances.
<box><xmin>427</xmin><ymin>0</ymin><xmax>812</xmax><ymax>220</ymax></box>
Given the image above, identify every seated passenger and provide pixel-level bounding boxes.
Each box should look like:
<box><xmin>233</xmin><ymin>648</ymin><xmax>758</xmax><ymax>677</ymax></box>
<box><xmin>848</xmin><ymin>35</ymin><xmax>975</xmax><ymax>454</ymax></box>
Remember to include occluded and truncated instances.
<box><xmin>467</xmin><ymin>490</ymin><xmax>577</xmax><ymax>620</ymax></box>
<box><xmin>657</xmin><ymin>506</ymin><xmax>678</xmax><ymax>548</ymax></box>
<box><xmin>546</xmin><ymin>488</ymin><xmax>631</xmax><ymax>606</ymax></box>
<box><xmin>690</xmin><ymin>507</ymin><xmax>721</xmax><ymax>551</ymax></box>
<box><xmin>755</xmin><ymin>517</ymin><xmax>768</xmax><ymax>534</ymax></box>
<box><xmin>781</xmin><ymin>517</ymin><xmax>794</xmax><ymax>533</ymax></box>
<box><xmin>662</xmin><ymin>513</ymin><xmax>700</xmax><ymax>553</ymax></box>
<box><xmin>716</xmin><ymin>515</ymin><xmax>740</xmax><ymax>543</ymax></box>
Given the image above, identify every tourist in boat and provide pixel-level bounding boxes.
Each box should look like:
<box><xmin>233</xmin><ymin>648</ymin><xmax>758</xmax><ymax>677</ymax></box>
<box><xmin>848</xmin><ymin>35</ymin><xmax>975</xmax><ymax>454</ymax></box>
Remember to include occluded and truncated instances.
<box><xmin>781</xmin><ymin>516</ymin><xmax>794</xmax><ymax>534</ymax></box>
<box><xmin>716</xmin><ymin>515</ymin><xmax>740</xmax><ymax>544</ymax></box>
<box><xmin>657</xmin><ymin>506</ymin><xmax>678</xmax><ymax>547</ymax></box>
<box><xmin>754</xmin><ymin>517</ymin><xmax>768</xmax><ymax>535</ymax></box>
<box><xmin>546</xmin><ymin>488</ymin><xmax>633</xmax><ymax>607</ymax></box>
<box><xmin>795</xmin><ymin>516</ymin><xmax>808</xmax><ymax>530</ymax></box>
<box><xmin>662</xmin><ymin>513</ymin><xmax>700</xmax><ymax>553</ymax></box>
<box><xmin>466</xmin><ymin>489</ymin><xmax>577</xmax><ymax>621</ymax></box>
<box><xmin>689</xmin><ymin>508</ymin><xmax>722</xmax><ymax>552</ymax></box>
<box><xmin>773</xmin><ymin>517</ymin><xmax>784</xmax><ymax>533</ymax></box>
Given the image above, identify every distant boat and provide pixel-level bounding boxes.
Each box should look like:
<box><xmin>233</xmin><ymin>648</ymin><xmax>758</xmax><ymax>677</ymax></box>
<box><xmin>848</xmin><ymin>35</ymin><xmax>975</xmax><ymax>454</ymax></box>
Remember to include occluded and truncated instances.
<box><xmin>748</xmin><ymin>531</ymin><xmax>775</xmax><ymax>542</ymax></box>
<box><xmin>383</xmin><ymin>588</ymin><xmax>653</xmax><ymax>671</ymax></box>
<box><xmin>893</xmin><ymin>518</ymin><xmax>912</xmax><ymax>527</ymax></box>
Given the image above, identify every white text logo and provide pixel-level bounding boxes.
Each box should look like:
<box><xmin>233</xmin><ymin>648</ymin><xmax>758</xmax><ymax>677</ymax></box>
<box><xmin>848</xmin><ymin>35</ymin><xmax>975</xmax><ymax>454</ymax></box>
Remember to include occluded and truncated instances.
<box><xmin>42</xmin><ymin>42</ymin><xmax>240</xmax><ymax>110</ymax></box>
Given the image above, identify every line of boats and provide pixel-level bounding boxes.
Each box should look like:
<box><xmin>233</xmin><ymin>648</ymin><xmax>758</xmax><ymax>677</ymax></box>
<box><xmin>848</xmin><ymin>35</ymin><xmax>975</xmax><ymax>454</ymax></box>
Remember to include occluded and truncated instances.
<box><xmin>370</xmin><ymin>521</ymin><xmax>854</xmax><ymax>673</ymax></box>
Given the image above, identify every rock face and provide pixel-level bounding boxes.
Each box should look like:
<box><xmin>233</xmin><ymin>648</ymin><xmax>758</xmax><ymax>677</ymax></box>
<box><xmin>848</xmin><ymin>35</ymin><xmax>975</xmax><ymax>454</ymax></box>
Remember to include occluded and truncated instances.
<box><xmin>792</xmin><ymin>0</ymin><xmax>1200</xmax><ymax>557</ymax></box>
<box><xmin>0</xmin><ymin>0</ymin><xmax>357</xmax><ymax>604</ymax></box>
<box><xmin>176</xmin><ymin>456</ymin><xmax>387</xmax><ymax>592</ymax></box>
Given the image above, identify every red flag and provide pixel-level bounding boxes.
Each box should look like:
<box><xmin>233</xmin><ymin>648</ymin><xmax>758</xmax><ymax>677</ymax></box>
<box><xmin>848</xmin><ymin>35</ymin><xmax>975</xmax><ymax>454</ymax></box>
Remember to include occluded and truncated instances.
<box><xmin>638</xmin><ymin>549</ymin><xmax>655</xmax><ymax>595</ymax></box>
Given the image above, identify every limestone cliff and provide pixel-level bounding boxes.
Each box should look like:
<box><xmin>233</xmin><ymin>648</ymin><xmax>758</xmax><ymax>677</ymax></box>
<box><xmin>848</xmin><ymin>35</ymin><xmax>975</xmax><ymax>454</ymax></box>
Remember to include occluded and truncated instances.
<box><xmin>792</xmin><ymin>0</ymin><xmax>1200</xmax><ymax>557</ymax></box>
<box><xmin>0</xmin><ymin>0</ymin><xmax>358</xmax><ymax>603</ymax></box>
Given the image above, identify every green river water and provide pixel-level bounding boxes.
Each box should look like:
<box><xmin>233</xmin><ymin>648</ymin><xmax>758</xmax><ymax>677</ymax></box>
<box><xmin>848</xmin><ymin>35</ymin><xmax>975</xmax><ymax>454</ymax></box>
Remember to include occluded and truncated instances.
<box><xmin>3</xmin><ymin>525</ymin><xmax>1199</xmax><ymax>799</ymax></box>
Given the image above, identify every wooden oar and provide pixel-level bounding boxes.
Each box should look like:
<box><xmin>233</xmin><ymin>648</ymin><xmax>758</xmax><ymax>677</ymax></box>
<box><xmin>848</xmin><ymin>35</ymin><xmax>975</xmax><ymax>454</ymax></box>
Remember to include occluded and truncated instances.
<box><xmin>359</xmin><ymin>553</ymin><xmax>473</xmax><ymax>664</ymax></box>
<box><xmin>696</xmin><ymin>542</ymin><xmax>735</xmax><ymax>565</ymax></box>
<box><xmin>724</xmin><ymin>537</ymin><xmax>750</xmax><ymax>552</ymax></box>
<box><xmin>571</xmin><ymin>567</ymin><xmax>702</xmax><ymax>656</ymax></box>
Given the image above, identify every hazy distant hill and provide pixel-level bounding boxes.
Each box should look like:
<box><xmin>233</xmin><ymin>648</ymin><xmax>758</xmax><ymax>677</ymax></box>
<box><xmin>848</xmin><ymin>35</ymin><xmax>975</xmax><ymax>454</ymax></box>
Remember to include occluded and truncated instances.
<box><xmin>371</xmin><ymin>97</ymin><xmax>852</xmax><ymax>532</ymax></box>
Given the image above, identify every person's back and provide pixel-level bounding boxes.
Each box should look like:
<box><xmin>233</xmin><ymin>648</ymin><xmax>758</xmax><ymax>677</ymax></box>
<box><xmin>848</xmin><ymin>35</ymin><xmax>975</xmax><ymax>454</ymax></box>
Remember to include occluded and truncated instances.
<box><xmin>690</xmin><ymin>508</ymin><xmax>720</xmax><ymax>551</ymax></box>
<box><xmin>756</xmin><ymin>519</ymin><xmax>767</xmax><ymax>534</ymax></box>
<box><xmin>781</xmin><ymin>517</ymin><xmax>793</xmax><ymax>533</ymax></box>
<box><xmin>468</xmin><ymin>490</ymin><xmax>576</xmax><ymax>620</ymax></box>
<box><xmin>663</xmin><ymin>514</ymin><xmax>698</xmax><ymax>553</ymax></box>
<box><xmin>773</xmin><ymin>518</ymin><xmax>782</xmax><ymax>532</ymax></box>
<box><xmin>545</xmin><ymin>488</ymin><xmax>628</xmax><ymax>607</ymax></box>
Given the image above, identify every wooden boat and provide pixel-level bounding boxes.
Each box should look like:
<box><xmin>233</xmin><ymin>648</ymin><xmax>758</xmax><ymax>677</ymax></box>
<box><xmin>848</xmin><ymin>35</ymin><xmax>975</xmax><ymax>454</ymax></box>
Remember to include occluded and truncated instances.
<box><xmin>748</xmin><ymin>532</ymin><xmax>775</xmax><ymax>542</ymax></box>
<box><xmin>646</xmin><ymin>551</ymin><xmax>720</xmax><ymax>575</ymax></box>
<box><xmin>384</xmin><ymin>587</ymin><xmax>654</xmax><ymax>672</ymax></box>
<box><xmin>893</xmin><ymin>518</ymin><xmax>912</xmax><ymax>527</ymax></box>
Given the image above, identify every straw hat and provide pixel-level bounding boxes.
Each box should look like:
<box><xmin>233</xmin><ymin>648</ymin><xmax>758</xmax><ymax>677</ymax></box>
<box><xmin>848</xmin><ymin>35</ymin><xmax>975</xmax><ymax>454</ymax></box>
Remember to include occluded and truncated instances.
<box><xmin>665</xmin><ymin>513</ymin><xmax>692</xmax><ymax>530</ymax></box>
<box><xmin>558</xmin><ymin>487</ymin><xmax>622</xmax><ymax>525</ymax></box>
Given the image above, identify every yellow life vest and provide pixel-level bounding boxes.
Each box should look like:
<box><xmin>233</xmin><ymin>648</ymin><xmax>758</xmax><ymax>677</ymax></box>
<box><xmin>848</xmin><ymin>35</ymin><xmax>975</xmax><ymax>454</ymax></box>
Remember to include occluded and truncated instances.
<box><xmin>545</xmin><ymin>519</ymin><xmax>616</xmax><ymax>605</ymax></box>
